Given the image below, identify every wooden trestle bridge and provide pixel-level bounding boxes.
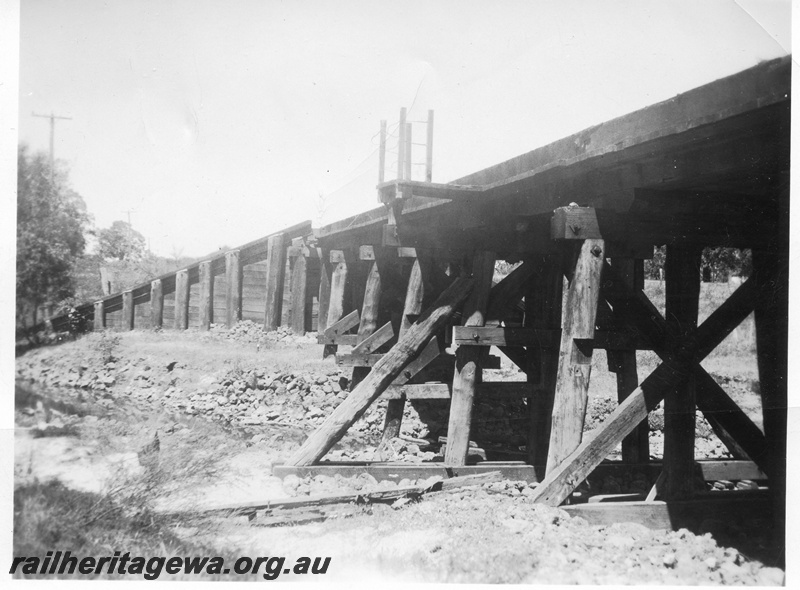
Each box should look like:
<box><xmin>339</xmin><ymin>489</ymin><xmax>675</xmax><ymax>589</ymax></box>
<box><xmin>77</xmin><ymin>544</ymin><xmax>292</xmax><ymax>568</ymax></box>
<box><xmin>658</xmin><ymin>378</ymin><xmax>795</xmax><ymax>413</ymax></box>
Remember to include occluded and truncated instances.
<box><xmin>48</xmin><ymin>57</ymin><xmax>789</xmax><ymax>551</ymax></box>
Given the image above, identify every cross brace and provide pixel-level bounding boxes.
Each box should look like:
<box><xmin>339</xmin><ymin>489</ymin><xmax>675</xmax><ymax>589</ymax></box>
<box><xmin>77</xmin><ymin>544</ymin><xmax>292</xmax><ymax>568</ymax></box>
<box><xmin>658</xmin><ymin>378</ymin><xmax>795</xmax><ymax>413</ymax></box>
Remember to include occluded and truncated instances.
<box><xmin>529</xmin><ymin>261</ymin><xmax>777</xmax><ymax>506</ymax></box>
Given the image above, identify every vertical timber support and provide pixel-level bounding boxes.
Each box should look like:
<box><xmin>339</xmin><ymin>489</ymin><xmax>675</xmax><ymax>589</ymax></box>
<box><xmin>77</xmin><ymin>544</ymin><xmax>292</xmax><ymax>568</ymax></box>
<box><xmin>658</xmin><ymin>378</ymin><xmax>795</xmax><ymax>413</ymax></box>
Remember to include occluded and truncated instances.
<box><xmin>378</xmin><ymin>256</ymin><xmax>426</xmax><ymax>456</ymax></box>
<box><xmin>349</xmin><ymin>251</ymin><xmax>368</xmax><ymax>318</ymax></box>
<box><xmin>174</xmin><ymin>269</ymin><xmax>189</xmax><ymax>330</ymax></box>
<box><xmin>444</xmin><ymin>250</ymin><xmax>496</xmax><ymax>466</ymax></box>
<box><xmin>290</xmin><ymin>247</ymin><xmax>309</xmax><ymax>334</ymax></box>
<box><xmin>121</xmin><ymin>291</ymin><xmax>134</xmax><ymax>331</ymax></box>
<box><xmin>525</xmin><ymin>253</ymin><xmax>564</xmax><ymax>473</ymax></box>
<box><xmin>608</xmin><ymin>258</ymin><xmax>649</xmax><ymax>464</ymax></box>
<box><xmin>317</xmin><ymin>251</ymin><xmax>332</xmax><ymax>336</ymax></box>
<box><xmin>199</xmin><ymin>261</ymin><xmax>213</xmax><ymax>330</ymax></box>
<box><xmin>323</xmin><ymin>250</ymin><xmax>350</xmax><ymax>358</ymax></box>
<box><xmin>351</xmin><ymin>259</ymin><xmax>382</xmax><ymax>389</ymax></box>
<box><xmin>662</xmin><ymin>244</ymin><xmax>701</xmax><ymax>499</ymax></box>
<box><xmin>150</xmin><ymin>279</ymin><xmax>163</xmax><ymax>328</ymax></box>
<box><xmin>753</xmin><ymin>248</ymin><xmax>787</xmax><ymax>565</ymax></box>
<box><xmin>546</xmin><ymin>239</ymin><xmax>604</xmax><ymax>473</ymax></box>
<box><xmin>264</xmin><ymin>233</ymin><xmax>287</xmax><ymax>331</ymax></box>
<box><xmin>225</xmin><ymin>250</ymin><xmax>242</xmax><ymax>328</ymax></box>
<box><xmin>93</xmin><ymin>300</ymin><xmax>105</xmax><ymax>331</ymax></box>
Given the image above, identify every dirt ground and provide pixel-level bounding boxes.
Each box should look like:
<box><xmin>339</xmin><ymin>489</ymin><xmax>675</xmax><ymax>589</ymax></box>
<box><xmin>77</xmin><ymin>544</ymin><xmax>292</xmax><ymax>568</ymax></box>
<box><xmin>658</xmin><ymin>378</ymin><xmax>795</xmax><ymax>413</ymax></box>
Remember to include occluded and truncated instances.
<box><xmin>12</xmin><ymin>308</ymin><xmax>786</xmax><ymax>584</ymax></box>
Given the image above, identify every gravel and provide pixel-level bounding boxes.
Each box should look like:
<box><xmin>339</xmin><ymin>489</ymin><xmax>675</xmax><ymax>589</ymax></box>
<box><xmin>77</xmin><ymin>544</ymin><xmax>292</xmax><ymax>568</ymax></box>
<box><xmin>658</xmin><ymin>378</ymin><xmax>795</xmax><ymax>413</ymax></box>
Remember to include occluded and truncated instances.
<box><xmin>15</xmin><ymin>326</ymin><xmax>783</xmax><ymax>584</ymax></box>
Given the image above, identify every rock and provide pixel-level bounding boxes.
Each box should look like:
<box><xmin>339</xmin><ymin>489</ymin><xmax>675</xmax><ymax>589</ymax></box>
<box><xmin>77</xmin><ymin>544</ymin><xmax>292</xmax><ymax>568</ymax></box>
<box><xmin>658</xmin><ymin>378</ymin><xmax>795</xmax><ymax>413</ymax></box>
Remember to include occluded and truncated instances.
<box><xmin>241</xmin><ymin>416</ymin><xmax>265</xmax><ymax>425</ymax></box>
<box><xmin>282</xmin><ymin>474</ymin><xmax>302</xmax><ymax>495</ymax></box>
<box><xmin>718</xmin><ymin>561</ymin><xmax>741</xmax><ymax>583</ymax></box>
<box><xmin>392</xmin><ymin>497</ymin><xmax>412</xmax><ymax>510</ymax></box>
<box><xmin>356</xmin><ymin>473</ymin><xmax>378</xmax><ymax>489</ymax></box>
<box><xmin>305</xmin><ymin>406</ymin><xmax>324</xmax><ymax>418</ymax></box>
<box><xmin>500</xmin><ymin>518</ymin><xmax>527</xmax><ymax>534</ymax></box>
<box><xmin>723</xmin><ymin>548</ymin><xmax>743</xmax><ymax>565</ymax></box>
<box><xmin>662</xmin><ymin>553</ymin><xmax>677</xmax><ymax>568</ymax></box>
<box><xmin>756</xmin><ymin>567</ymin><xmax>784</xmax><ymax>586</ymax></box>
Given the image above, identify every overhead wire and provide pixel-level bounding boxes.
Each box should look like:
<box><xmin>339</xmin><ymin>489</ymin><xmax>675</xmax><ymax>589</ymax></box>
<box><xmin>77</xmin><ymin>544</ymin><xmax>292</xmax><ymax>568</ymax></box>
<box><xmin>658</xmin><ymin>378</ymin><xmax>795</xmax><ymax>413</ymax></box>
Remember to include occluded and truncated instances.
<box><xmin>321</xmin><ymin>77</ymin><xmax>430</xmax><ymax>216</ymax></box>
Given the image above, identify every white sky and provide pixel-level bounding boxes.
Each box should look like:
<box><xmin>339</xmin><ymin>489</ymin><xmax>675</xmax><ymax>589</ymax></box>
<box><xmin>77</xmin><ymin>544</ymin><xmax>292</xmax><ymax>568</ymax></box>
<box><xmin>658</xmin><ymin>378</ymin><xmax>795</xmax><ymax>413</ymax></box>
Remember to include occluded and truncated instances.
<box><xmin>13</xmin><ymin>0</ymin><xmax>790</xmax><ymax>258</ymax></box>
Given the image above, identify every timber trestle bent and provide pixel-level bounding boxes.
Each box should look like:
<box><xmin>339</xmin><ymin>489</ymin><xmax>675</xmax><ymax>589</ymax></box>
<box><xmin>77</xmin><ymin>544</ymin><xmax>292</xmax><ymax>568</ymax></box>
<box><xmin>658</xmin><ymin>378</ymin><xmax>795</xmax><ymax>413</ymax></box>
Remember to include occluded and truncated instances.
<box><xmin>43</xmin><ymin>57</ymin><xmax>788</xmax><ymax>557</ymax></box>
<box><xmin>291</xmin><ymin>57</ymin><xmax>789</xmax><ymax>559</ymax></box>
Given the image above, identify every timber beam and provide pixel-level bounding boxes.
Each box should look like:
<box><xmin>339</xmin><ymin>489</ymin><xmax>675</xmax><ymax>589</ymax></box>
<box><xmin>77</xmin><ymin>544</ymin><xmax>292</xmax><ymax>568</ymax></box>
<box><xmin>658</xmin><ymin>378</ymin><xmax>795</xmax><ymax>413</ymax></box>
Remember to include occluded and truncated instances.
<box><xmin>452</xmin><ymin>326</ymin><xmax>653</xmax><ymax>351</ymax></box>
<box><xmin>551</xmin><ymin>203</ymin><xmax>777</xmax><ymax>250</ymax></box>
<box><xmin>562</xmin><ymin>492</ymin><xmax>772</xmax><ymax>532</ymax></box>
<box><xmin>525</xmin><ymin>251</ymin><xmax>563</xmax><ymax>471</ymax></box>
<box><xmin>317</xmin><ymin>310</ymin><xmax>360</xmax><ymax>345</ymax></box>
<box><xmin>546</xmin><ymin>238</ymin><xmax>605</xmax><ymax>472</ymax></box>
<box><xmin>382</xmin><ymin>381</ymin><xmax>544</xmax><ymax>401</ymax></box>
<box><xmin>377</xmin><ymin>179</ymin><xmax>484</xmax><ymax>204</ymax></box>
<box><xmin>378</xmin><ymin>252</ymin><xmax>445</xmax><ymax>458</ymax></box>
<box><xmin>663</xmin><ymin>243</ymin><xmax>702</xmax><ymax>499</ymax></box>
<box><xmin>318</xmin><ymin>250</ymin><xmax>353</xmax><ymax>356</ymax></box>
<box><xmin>273</xmin><ymin>459</ymin><xmax>766</xmax><ymax>487</ymax></box>
<box><xmin>444</xmin><ymin>251</ymin><xmax>497</xmax><ymax>466</ymax></box>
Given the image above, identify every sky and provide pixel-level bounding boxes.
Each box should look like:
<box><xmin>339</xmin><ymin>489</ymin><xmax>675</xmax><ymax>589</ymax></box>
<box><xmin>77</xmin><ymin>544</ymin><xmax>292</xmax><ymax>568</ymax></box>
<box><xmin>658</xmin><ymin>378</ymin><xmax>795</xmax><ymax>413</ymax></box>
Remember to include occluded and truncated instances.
<box><xmin>12</xmin><ymin>0</ymin><xmax>791</xmax><ymax>259</ymax></box>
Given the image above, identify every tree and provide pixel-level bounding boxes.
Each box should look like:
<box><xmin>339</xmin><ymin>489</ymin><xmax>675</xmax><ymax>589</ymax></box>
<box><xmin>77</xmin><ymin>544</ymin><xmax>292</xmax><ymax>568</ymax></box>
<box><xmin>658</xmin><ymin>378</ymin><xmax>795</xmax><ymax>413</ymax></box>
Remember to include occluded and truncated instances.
<box><xmin>643</xmin><ymin>245</ymin><xmax>751</xmax><ymax>282</ymax></box>
<box><xmin>16</xmin><ymin>144</ymin><xmax>93</xmax><ymax>335</ymax></box>
<box><xmin>702</xmin><ymin>247</ymin><xmax>752</xmax><ymax>282</ymax></box>
<box><xmin>97</xmin><ymin>220</ymin><xmax>145</xmax><ymax>261</ymax></box>
<box><xmin>643</xmin><ymin>246</ymin><xmax>666</xmax><ymax>280</ymax></box>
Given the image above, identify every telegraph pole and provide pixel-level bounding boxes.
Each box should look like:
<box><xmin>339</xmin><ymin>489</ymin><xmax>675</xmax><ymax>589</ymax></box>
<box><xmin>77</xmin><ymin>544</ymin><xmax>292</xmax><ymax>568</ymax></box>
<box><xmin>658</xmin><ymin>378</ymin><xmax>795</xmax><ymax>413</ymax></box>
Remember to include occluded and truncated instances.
<box><xmin>32</xmin><ymin>111</ymin><xmax>72</xmax><ymax>185</ymax></box>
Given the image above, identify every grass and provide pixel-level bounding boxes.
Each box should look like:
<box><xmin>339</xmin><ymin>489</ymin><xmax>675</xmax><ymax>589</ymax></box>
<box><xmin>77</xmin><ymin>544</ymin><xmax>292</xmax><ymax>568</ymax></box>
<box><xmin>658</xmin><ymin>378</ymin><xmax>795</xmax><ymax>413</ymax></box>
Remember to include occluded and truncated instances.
<box><xmin>13</xmin><ymin>480</ymin><xmax>260</xmax><ymax>581</ymax></box>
